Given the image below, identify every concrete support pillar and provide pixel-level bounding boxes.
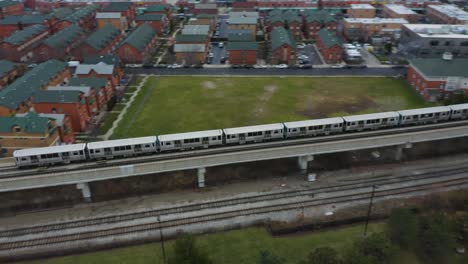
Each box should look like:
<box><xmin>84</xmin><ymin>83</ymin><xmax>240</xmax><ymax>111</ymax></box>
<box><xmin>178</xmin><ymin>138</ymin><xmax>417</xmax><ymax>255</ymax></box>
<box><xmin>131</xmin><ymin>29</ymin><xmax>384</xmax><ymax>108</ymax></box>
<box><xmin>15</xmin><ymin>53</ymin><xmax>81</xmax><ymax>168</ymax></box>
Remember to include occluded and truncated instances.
<box><xmin>197</xmin><ymin>167</ymin><xmax>206</xmax><ymax>188</ymax></box>
<box><xmin>395</xmin><ymin>143</ymin><xmax>413</xmax><ymax>161</ymax></box>
<box><xmin>76</xmin><ymin>182</ymin><xmax>92</xmax><ymax>202</ymax></box>
<box><xmin>298</xmin><ymin>155</ymin><xmax>314</xmax><ymax>173</ymax></box>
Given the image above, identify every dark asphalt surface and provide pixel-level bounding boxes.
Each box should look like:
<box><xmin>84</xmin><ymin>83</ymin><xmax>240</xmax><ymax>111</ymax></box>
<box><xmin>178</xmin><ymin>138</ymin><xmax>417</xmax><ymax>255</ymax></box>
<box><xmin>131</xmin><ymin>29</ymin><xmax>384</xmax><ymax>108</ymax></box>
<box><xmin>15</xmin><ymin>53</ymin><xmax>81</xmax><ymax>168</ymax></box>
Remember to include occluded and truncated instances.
<box><xmin>127</xmin><ymin>67</ymin><xmax>406</xmax><ymax>76</ymax></box>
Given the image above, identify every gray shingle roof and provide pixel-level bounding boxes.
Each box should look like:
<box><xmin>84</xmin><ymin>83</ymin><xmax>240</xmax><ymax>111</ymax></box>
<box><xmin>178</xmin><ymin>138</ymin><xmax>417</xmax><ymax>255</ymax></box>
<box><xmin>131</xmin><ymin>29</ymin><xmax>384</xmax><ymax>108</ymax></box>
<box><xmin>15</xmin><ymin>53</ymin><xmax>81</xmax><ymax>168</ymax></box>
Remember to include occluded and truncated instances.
<box><xmin>75</xmin><ymin>62</ymin><xmax>115</xmax><ymax>75</ymax></box>
<box><xmin>33</xmin><ymin>90</ymin><xmax>82</xmax><ymax>104</ymax></box>
<box><xmin>136</xmin><ymin>14</ymin><xmax>166</xmax><ymax>21</ymax></box>
<box><xmin>16</xmin><ymin>112</ymin><xmax>65</xmax><ymax>126</ymax></box>
<box><xmin>0</xmin><ymin>60</ymin><xmax>16</xmax><ymax>77</ymax></box>
<box><xmin>96</xmin><ymin>12</ymin><xmax>121</xmax><ymax>19</ymax></box>
<box><xmin>228</xmin><ymin>30</ymin><xmax>253</xmax><ymax>41</ymax></box>
<box><xmin>317</xmin><ymin>28</ymin><xmax>343</xmax><ymax>48</ymax></box>
<box><xmin>3</xmin><ymin>24</ymin><xmax>47</xmax><ymax>46</ymax></box>
<box><xmin>174</xmin><ymin>44</ymin><xmax>206</xmax><ymax>52</ymax></box>
<box><xmin>176</xmin><ymin>34</ymin><xmax>207</xmax><ymax>43</ymax></box>
<box><xmin>0</xmin><ymin>14</ymin><xmax>48</xmax><ymax>25</ymax></box>
<box><xmin>85</xmin><ymin>24</ymin><xmax>120</xmax><ymax>51</ymax></box>
<box><xmin>181</xmin><ymin>25</ymin><xmax>210</xmax><ymax>35</ymax></box>
<box><xmin>305</xmin><ymin>10</ymin><xmax>337</xmax><ymax>23</ymax></box>
<box><xmin>0</xmin><ymin>0</ymin><xmax>21</xmax><ymax>8</ymax></box>
<box><xmin>64</xmin><ymin>4</ymin><xmax>97</xmax><ymax>23</ymax></box>
<box><xmin>270</xmin><ymin>27</ymin><xmax>295</xmax><ymax>50</ymax></box>
<box><xmin>50</xmin><ymin>7</ymin><xmax>74</xmax><ymax>20</ymax></box>
<box><xmin>0</xmin><ymin>60</ymin><xmax>67</xmax><ymax>109</ymax></box>
<box><xmin>42</xmin><ymin>24</ymin><xmax>83</xmax><ymax>50</ymax></box>
<box><xmin>227</xmin><ymin>41</ymin><xmax>258</xmax><ymax>51</ymax></box>
<box><xmin>120</xmin><ymin>24</ymin><xmax>156</xmax><ymax>51</ymax></box>
<box><xmin>69</xmin><ymin>77</ymin><xmax>107</xmax><ymax>91</ymax></box>
<box><xmin>229</xmin><ymin>16</ymin><xmax>257</xmax><ymax>25</ymax></box>
<box><xmin>0</xmin><ymin>112</ymin><xmax>51</xmax><ymax>134</ymax></box>
<box><xmin>102</xmin><ymin>2</ymin><xmax>133</xmax><ymax>12</ymax></box>
<box><xmin>410</xmin><ymin>58</ymin><xmax>468</xmax><ymax>78</ymax></box>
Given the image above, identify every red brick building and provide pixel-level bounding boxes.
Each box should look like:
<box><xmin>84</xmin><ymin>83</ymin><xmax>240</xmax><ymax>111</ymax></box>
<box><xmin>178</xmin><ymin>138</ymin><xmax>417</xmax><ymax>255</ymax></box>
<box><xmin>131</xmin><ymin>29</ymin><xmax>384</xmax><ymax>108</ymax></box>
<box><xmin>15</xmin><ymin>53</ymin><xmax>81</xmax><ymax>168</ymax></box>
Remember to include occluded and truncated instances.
<box><xmin>0</xmin><ymin>14</ymin><xmax>53</xmax><ymax>39</ymax></box>
<box><xmin>0</xmin><ymin>0</ymin><xmax>23</xmax><ymax>19</ymax></box>
<box><xmin>135</xmin><ymin>14</ymin><xmax>169</xmax><ymax>35</ymax></box>
<box><xmin>304</xmin><ymin>10</ymin><xmax>337</xmax><ymax>40</ymax></box>
<box><xmin>0</xmin><ymin>60</ymin><xmax>22</xmax><ymax>89</ymax></box>
<box><xmin>102</xmin><ymin>2</ymin><xmax>136</xmax><ymax>25</ymax></box>
<box><xmin>69</xmin><ymin>77</ymin><xmax>113</xmax><ymax>111</ymax></box>
<box><xmin>36</xmin><ymin>24</ymin><xmax>85</xmax><ymax>62</ymax></box>
<box><xmin>33</xmin><ymin>90</ymin><xmax>90</xmax><ymax>132</ymax></box>
<box><xmin>227</xmin><ymin>42</ymin><xmax>258</xmax><ymax>65</ymax></box>
<box><xmin>316</xmin><ymin>28</ymin><xmax>344</xmax><ymax>64</ymax></box>
<box><xmin>47</xmin><ymin>85</ymin><xmax>99</xmax><ymax>116</ymax></box>
<box><xmin>407</xmin><ymin>57</ymin><xmax>468</xmax><ymax>102</ymax></box>
<box><xmin>0</xmin><ymin>24</ymin><xmax>49</xmax><ymax>62</ymax></box>
<box><xmin>116</xmin><ymin>24</ymin><xmax>157</xmax><ymax>64</ymax></box>
<box><xmin>75</xmin><ymin>62</ymin><xmax>123</xmax><ymax>88</ymax></box>
<box><xmin>16</xmin><ymin>112</ymin><xmax>75</xmax><ymax>144</ymax></box>
<box><xmin>193</xmin><ymin>3</ymin><xmax>217</xmax><ymax>15</ymax></box>
<box><xmin>270</xmin><ymin>27</ymin><xmax>296</xmax><ymax>65</ymax></box>
<box><xmin>426</xmin><ymin>4</ymin><xmax>468</xmax><ymax>25</ymax></box>
<box><xmin>144</xmin><ymin>4</ymin><xmax>173</xmax><ymax>19</ymax></box>
<box><xmin>74</xmin><ymin>25</ymin><xmax>122</xmax><ymax>61</ymax></box>
<box><xmin>54</xmin><ymin>4</ymin><xmax>98</xmax><ymax>31</ymax></box>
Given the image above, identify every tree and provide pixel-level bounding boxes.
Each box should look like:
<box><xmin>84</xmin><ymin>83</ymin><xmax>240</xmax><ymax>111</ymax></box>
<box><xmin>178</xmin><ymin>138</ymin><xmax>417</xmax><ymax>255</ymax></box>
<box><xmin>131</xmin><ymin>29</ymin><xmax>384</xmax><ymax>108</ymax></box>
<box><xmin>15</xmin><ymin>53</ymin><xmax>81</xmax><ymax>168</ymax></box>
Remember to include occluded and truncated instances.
<box><xmin>168</xmin><ymin>235</ymin><xmax>212</xmax><ymax>264</ymax></box>
<box><xmin>257</xmin><ymin>249</ymin><xmax>284</xmax><ymax>264</ymax></box>
<box><xmin>418</xmin><ymin>213</ymin><xmax>456</xmax><ymax>263</ymax></box>
<box><xmin>344</xmin><ymin>232</ymin><xmax>396</xmax><ymax>264</ymax></box>
<box><xmin>387</xmin><ymin>208</ymin><xmax>419</xmax><ymax>249</ymax></box>
<box><xmin>303</xmin><ymin>247</ymin><xmax>341</xmax><ymax>264</ymax></box>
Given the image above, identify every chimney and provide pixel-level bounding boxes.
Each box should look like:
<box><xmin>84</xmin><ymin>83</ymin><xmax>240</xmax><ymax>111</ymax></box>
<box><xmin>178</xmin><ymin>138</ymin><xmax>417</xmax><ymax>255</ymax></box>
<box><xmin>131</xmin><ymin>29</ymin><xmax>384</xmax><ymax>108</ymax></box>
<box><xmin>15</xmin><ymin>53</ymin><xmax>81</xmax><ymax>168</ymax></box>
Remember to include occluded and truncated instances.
<box><xmin>442</xmin><ymin>52</ymin><xmax>453</xmax><ymax>61</ymax></box>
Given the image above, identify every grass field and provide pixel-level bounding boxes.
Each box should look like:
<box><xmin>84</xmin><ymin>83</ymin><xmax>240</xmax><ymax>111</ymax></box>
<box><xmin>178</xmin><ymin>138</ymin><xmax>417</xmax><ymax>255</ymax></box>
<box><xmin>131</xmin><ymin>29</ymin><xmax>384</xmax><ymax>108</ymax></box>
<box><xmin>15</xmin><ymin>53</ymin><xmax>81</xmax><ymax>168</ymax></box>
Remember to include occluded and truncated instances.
<box><xmin>111</xmin><ymin>76</ymin><xmax>433</xmax><ymax>139</ymax></box>
<box><xmin>99</xmin><ymin>112</ymin><xmax>119</xmax><ymax>135</ymax></box>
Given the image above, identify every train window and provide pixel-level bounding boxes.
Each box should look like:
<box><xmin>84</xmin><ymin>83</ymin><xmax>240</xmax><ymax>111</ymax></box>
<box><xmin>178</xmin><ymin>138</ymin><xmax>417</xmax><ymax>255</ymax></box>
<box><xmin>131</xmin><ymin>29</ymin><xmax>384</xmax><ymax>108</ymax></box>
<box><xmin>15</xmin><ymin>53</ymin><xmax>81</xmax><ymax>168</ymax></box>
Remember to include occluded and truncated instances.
<box><xmin>53</xmin><ymin>153</ymin><xmax>59</xmax><ymax>158</ymax></box>
<box><xmin>41</xmin><ymin>154</ymin><xmax>46</xmax><ymax>159</ymax></box>
<box><xmin>114</xmin><ymin>147</ymin><xmax>119</xmax><ymax>151</ymax></box>
<box><xmin>463</xmin><ymin>110</ymin><xmax>467</xmax><ymax>113</ymax></box>
<box><xmin>347</xmin><ymin>122</ymin><xmax>350</xmax><ymax>126</ymax></box>
<box><xmin>232</xmin><ymin>135</ymin><xmax>236</xmax><ymax>138</ymax></box>
<box><xmin>325</xmin><ymin>125</ymin><xmax>331</xmax><ymax>128</ymax></box>
<box><xmin>247</xmin><ymin>133</ymin><xmax>252</xmax><ymax>137</ymax></box>
<box><xmin>227</xmin><ymin>135</ymin><xmax>231</xmax><ymax>139</ymax></box>
<box><xmin>366</xmin><ymin>120</ymin><xmax>370</xmax><ymax>124</ymax></box>
<box><xmin>21</xmin><ymin>157</ymin><xmax>27</xmax><ymax>161</ymax></box>
<box><xmin>212</xmin><ymin>137</ymin><xmax>217</xmax><ymax>140</ymax></box>
<box><xmin>218</xmin><ymin>136</ymin><xmax>221</xmax><ymax>140</ymax></box>
<box><xmin>166</xmin><ymin>142</ymin><xmax>171</xmax><ymax>145</ymax></box>
<box><xmin>90</xmin><ymin>150</ymin><xmax>94</xmax><ymax>154</ymax></box>
<box><xmin>145</xmin><ymin>144</ymin><xmax>150</xmax><ymax>148</ymax></box>
<box><xmin>274</xmin><ymin>130</ymin><xmax>278</xmax><ymax>134</ymax></box>
<box><xmin>126</xmin><ymin>146</ymin><xmax>131</xmax><ymax>150</ymax></box>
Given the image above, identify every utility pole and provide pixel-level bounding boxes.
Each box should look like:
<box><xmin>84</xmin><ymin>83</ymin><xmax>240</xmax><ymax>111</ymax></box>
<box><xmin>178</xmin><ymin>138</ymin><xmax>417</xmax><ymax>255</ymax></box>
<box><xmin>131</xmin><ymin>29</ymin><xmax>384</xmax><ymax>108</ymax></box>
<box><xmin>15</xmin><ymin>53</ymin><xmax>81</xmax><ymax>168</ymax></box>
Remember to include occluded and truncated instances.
<box><xmin>364</xmin><ymin>185</ymin><xmax>379</xmax><ymax>237</ymax></box>
<box><xmin>158</xmin><ymin>216</ymin><xmax>167</xmax><ymax>264</ymax></box>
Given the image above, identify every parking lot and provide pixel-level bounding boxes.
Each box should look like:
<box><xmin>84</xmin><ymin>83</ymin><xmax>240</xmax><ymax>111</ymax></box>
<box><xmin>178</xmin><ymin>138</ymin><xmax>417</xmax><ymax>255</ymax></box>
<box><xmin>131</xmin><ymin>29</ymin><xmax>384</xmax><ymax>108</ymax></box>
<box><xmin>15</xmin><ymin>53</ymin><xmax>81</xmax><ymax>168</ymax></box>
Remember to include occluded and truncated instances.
<box><xmin>297</xmin><ymin>44</ymin><xmax>323</xmax><ymax>65</ymax></box>
<box><xmin>209</xmin><ymin>43</ymin><xmax>227</xmax><ymax>64</ymax></box>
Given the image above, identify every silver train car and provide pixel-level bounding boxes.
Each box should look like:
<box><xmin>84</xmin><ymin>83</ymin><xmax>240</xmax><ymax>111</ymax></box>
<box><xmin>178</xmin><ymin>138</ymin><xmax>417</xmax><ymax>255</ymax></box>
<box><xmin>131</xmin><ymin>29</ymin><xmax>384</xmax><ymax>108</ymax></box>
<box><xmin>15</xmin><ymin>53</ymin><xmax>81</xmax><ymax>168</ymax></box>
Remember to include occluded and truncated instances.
<box><xmin>12</xmin><ymin>104</ymin><xmax>468</xmax><ymax>168</ymax></box>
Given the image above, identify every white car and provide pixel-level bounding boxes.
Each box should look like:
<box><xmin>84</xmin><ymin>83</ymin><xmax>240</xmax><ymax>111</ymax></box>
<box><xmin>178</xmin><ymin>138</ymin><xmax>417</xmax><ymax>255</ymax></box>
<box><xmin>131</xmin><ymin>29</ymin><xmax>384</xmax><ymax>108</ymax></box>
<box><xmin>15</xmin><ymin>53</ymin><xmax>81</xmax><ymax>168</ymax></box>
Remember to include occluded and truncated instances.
<box><xmin>253</xmin><ymin>65</ymin><xmax>268</xmax><ymax>69</ymax></box>
<box><xmin>218</xmin><ymin>42</ymin><xmax>224</xmax><ymax>48</ymax></box>
<box><xmin>168</xmin><ymin>64</ymin><xmax>182</xmax><ymax>69</ymax></box>
<box><xmin>208</xmin><ymin>52</ymin><xmax>214</xmax><ymax>58</ymax></box>
<box><xmin>126</xmin><ymin>64</ymin><xmax>143</xmax><ymax>68</ymax></box>
<box><xmin>296</xmin><ymin>44</ymin><xmax>306</xmax><ymax>49</ymax></box>
<box><xmin>331</xmin><ymin>64</ymin><xmax>345</xmax><ymax>69</ymax></box>
<box><xmin>275</xmin><ymin>64</ymin><xmax>288</xmax><ymax>69</ymax></box>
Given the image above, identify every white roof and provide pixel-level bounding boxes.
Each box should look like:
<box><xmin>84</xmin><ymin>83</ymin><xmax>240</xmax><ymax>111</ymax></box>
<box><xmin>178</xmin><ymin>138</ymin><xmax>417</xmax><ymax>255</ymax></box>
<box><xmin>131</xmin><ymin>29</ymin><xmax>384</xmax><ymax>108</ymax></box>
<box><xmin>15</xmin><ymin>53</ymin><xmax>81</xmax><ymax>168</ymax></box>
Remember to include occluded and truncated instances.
<box><xmin>174</xmin><ymin>44</ymin><xmax>206</xmax><ymax>52</ymax></box>
<box><xmin>158</xmin><ymin>129</ymin><xmax>223</xmax><ymax>142</ymax></box>
<box><xmin>76</xmin><ymin>62</ymin><xmax>114</xmax><ymax>75</ymax></box>
<box><xmin>403</xmin><ymin>24</ymin><xmax>468</xmax><ymax>39</ymax></box>
<box><xmin>96</xmin><ymin>12</ymin><xmax>121</xmax><ymax>19</ymax></box>
<box><xmin>343</xmin><ymin>112</ymin><xmax>400</xmax><ymax>122</ymax></box>
<box><xmin>230</xmin><ymin>11</ymin><xmax>260</xmax><ymax>19</ymax></box>
<box><xmin>344</xmin><ymin>17</ymin><xmax>408</xmax><ymax>24</ymax></box>
<box><xmin>397</xmin><ymin>106</ymin><xmax>452</xmax><ymax>116</ymax></box>
<box><xmin>385</xmin><ymin>4</ymin><xmax>416</xmax><ymax>15</ymax></box>
<box><xmin>284</xmin><ymin>117</ymin><xmax>344</xmax><ymax>128</ymax></box>
<box><xmin>87</xmin><ymin>136</ymin><xmax>157</xmax><ymax>149</ymax></box>
<box><xmin>449</xmin><ymin>103</ymin><xmax>468</xmax><ymax>110</ymax></box>
<box><xmin>350</xmin><ymin>4</ymin><xmax>375</xmax><ymax>9</ymax></box>
<box><xmin>428</xmin><ymin>4</ymin><xmax>468</xmax><ymax>21</ymax></box>
<box><xmin>13</xmin><ymin>144</ymin><xmax>86</xmax><ymax>157</ymax></box>
<box><xmin>223</xmin><ymin>123</ymin><xmax>284</xmax><ymax>135</ymax></box>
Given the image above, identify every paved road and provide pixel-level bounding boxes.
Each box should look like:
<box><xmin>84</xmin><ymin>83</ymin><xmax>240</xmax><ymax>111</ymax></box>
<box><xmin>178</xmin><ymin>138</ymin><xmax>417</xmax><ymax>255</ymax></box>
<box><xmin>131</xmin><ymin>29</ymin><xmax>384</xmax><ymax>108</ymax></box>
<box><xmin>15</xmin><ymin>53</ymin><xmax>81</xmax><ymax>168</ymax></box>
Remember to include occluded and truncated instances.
<box><xmin>127</xmin><ymin>67</ymin><xmax>406</xmax><ymax>76</ymax></box>
<box><xmin>210</xmin><ymin>43</ymin><xmax>227</xmax><ymax>65</ymax></box>
<box><xmin>298</xmin><ymin>44</ymin><xmax>322</xmax><ymax>65</ymax></box>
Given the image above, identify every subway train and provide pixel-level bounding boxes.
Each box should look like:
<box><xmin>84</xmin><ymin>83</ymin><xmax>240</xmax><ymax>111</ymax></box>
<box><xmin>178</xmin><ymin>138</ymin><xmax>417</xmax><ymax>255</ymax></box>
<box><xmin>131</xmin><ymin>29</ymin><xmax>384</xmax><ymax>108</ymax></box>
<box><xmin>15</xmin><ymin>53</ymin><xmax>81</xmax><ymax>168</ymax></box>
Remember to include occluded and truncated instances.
<box><xmin>13</xmin><ymin>104</ymin><xmax>468</xmax><ymax>168</ymax></box>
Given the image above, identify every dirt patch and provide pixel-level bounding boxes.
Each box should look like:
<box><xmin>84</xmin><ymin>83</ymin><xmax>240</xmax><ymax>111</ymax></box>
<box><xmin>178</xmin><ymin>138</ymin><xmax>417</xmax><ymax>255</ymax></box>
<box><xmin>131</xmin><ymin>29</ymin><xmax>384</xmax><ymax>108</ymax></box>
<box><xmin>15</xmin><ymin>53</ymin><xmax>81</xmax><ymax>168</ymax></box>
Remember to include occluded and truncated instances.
<box><xmin>254</xmin><ymin>85</ymin><xmax>278</xmax><ymax>118</ymax></box>
<box><xmin>202</xmin><ymin>81</ymin><xmax>217</xmax><ymax>90</ymax></box>
<box><xmin>298</xmin><ymin>95</ymin><xmax>378</xmax><ymax>118</ymax></box>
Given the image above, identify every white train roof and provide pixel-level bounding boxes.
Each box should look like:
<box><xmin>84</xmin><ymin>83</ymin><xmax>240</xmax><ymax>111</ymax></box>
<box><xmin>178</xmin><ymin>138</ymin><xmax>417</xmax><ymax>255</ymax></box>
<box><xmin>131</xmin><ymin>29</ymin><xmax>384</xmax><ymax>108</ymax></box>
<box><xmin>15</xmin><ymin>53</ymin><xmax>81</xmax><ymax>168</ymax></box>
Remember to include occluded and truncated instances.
<box><xmin>223</xmin><ymin>123</ymin><xmax>284</xmax><ymax>135</ymax></box>
<box><xmin>397</xmin><ymin>106</ymin><xmax>451</xmax><ymax>116</ymax></box>
<box><xmin>284</xmin><ymin>117</ymin><xmax>344</xmax><ymax>128</ymax></box>
<box><xmin>343</xmin><ymin>112</ymin><xmax>400</xmax><ymax>122</ymax></box>
<box><xmin>87</xmin><ymin>136</ymin><xmax>157</xmax><ymax>149</ymax></box>
<box><xmin>449</xmin><ymin>103</ymin><xmax>468</xmax><ymax>111</ymax></box>
<box><xmin>158</xmin><ymin>129</ymin><xmax>223</xmax><ymax>142</ymax></box>
<box><xmin>13</xmin><ymin>144</ymin><xmax>86</xmax><ymax>157</ymax></box>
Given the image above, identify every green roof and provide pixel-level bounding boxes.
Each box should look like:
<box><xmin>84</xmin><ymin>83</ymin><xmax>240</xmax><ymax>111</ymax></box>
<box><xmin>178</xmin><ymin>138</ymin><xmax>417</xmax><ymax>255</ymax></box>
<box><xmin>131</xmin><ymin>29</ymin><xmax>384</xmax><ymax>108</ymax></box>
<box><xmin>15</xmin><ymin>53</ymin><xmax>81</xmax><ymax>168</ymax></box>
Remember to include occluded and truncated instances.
<box><xmin>0</xmin><ymin>60</ymin><xmax>16</xmax><ymax>77</ymax></box>
<box><xmin>0</xmin><ymin>60</ymin><xmax>67</xmax><ymax>110</ymax></box>
<box><xmin>0</xmin><ymin>14</ymin><xmax>48</xmax><ymax>25</ymax></box>
<box><xmin>33</xmin><ymin>90</ymin><xmax>82</xmax><ymax>104</ymax></box>
<box><xmin>69</xmin><ymin>77</ymin><xmax>107</xmax><ymax>93</ymax></box>
<box><xmin>120</xmin><ymin>24</ymin><xmax>156</xmax><ymax>51</ymax></box>
<box><xmin>175</xmin><ymin>34</ymin><xmax>206</xmax><ymax>43</ymax></box>
<box><xmin>227</xmin><ymin>41</ymin><xmax>258</xmax><ymax>51</ymax></box>
<box><xmin>317</xmin><ymin>28</ymin><xmax>343</xmax><ymax>48</ymax></box>
<box><xmin>410</xmin><ymin>58</ymin><xmax>468</xmax><ymax>78</ymax></box>
<box><xmin>0</xmin><ymin>0</ymin><xmax>21</xmax><ymax>8</ymax></box>
<box><xmin>136</xmin><ymin>13</ymin><xmax>166</xmax><ymax>21</ymax></box>
<box><xmin>270</xmin><ymin>27</ymin><xmax>295</xmax><ymax>50</ymax></box>
<box><xmin>145</xmin><ymin>4</ymin><xmax>169</xmax><ymax>12</ymax></box>
<box><xmin>43</xmin><ymin>24</ymin><xmax>83</xmax><ymax>49</ymax></box>
<box><xmin>228</xmin><ymin>31</ymin><xmax>252</xmax><ymax>42</ymax></box>
<box><xmin>102</xmin><ymin>2</ymin><xmax>133</xmax><ymax>12</ymax></box>
<box><xmin>305</xmin><ymin>10</ymin><xmax>337</xmax><ymax>23</ymax></box>
<box><xmin>50</xmin><ymin>7</ymin><xmax>74</xmax><ymax>20</ymax></box>
<box><xmin>268</xmin><ymin>15</ymin><xmax>284</xmax><ymax>24</ymax></box>
<box><xmin>0</xmin><ymin>112</ymin><xmax>51</xmax><ymax>134</ymax></box>
<box><xmin>64</xmin><ymin>4</ymin><xmax>98</xmax><ymax>23</ymax></box>
<box><xmin>196</xmin><ymin>14</ymin><xmax>215</xmax><ymax>19</ymax></box>
<box><xmin>3</xmin><ymin>24</ymin><xmax>47</xmax><ymax>46</ymax></box>
<box><xmin>85</xmin><ymin>24</ymin><xmax>120</xmax><ymax>51</ymax></box>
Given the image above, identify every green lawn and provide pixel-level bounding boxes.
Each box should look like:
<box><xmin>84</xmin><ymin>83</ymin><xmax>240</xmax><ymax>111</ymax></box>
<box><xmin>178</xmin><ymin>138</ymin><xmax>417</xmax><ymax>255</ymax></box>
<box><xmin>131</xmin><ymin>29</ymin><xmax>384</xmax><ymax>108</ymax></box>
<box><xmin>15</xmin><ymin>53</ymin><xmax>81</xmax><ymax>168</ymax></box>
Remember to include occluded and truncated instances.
<box><xmin>23</xmin><ymin>223</ymin><xmax>385</xmax><ymax>264</ymax></box>
<box><xmin>112</xmin><ymin>76</ymin><xmax>433</xmax><ymax>139</ymax></box>
<box><xmin>111</xmin><ymin>103</ymin><xmax>126</xmax><ymax>112</ymax></box>
<box><xmin>100</xmin><ymin>112</ymin><xmax>120</xmax><ymax>135</ymax></box>
<box><xmin>125</xmin><ymin>86</ymin><xmax>137</xmax><ymax>94</ymax></box>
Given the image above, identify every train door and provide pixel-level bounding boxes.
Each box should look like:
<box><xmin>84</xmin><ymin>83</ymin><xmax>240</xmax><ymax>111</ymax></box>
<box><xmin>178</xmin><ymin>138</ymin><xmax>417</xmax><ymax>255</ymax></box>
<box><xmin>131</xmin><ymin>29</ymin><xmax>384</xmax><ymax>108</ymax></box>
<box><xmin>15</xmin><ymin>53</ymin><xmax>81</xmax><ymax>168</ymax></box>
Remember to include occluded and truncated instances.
<box><xmin>239</xmin><ymin>134</ymin><xmax>246</xmax><ymax>144</ymax></box>
<box><xmin>62</xmin><ymin>152</ymin><xmax>70</xmax><ymax>163</ymax></box>
<box><xmin>324</xmin><ymin>125</ymin><xmax>331</xmax><ymax>134</ymax></box>
<box><xmin>202</xmin><ymin>137</ymin><xmax>209</xmax><ymax>146</ymax></box>
<box><xmin>299</xmin><ymin>127</ymin><xmax>306</xmax><ymax>136</ymax></box>
<box><xmin>175</xmin><ymin>140</ymin><xmax>181</xmax><ymax>149</ymax></box>
<box><xmin>358</xmin><ymin>121</ymin><xmax>364</xmax><ymax>129</ymax></box>
<box><xmin>265</xmin><ymin>131</ymin><xmax>271</xmax><ymax>139</ymax></box>
<box><xmin>104</xmin><ymin>147</ymin><xmax>112</xmax><ymax>157</ymax></box>
<box><xmin>135</xmin><ymin>144</ymin><xmax>142</xmax><ymax>153</ymax></box>
<box><xmin>31</xmin><ymin>155</ymin><xmax>38</xmax><ymax>164</ymax></box>
<box><xmin>382</xmin><ymin>118</ymin><xmax>388</xmax><ymax>125</ymax></box>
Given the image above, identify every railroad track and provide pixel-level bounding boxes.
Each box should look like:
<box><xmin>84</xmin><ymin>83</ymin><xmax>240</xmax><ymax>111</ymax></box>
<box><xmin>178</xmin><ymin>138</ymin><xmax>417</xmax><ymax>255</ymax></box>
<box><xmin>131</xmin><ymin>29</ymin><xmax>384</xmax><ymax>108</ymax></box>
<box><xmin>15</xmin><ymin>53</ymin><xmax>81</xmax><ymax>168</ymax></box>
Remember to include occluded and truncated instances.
<box><xmin>3</xmin><ymin>119</ymin><xmax>468</xmax><ymax>178</ymax></box>
<box><xmin>1</xmin><ymin>176</ymin><xmax>467</xmax><ymax>251</ymax></box>
<box><xmin>2</xmin><ymin>165</ymin><xmax>468</xmax><ymax>239</ymax></box>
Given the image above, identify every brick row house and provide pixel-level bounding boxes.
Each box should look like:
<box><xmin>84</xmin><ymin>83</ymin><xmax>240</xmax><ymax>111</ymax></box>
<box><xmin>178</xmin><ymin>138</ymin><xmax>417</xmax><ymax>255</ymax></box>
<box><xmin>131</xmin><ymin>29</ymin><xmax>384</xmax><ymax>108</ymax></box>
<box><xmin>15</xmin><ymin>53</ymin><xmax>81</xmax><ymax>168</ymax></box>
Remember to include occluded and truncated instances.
<box><xmin>0</xmin><ymin>59</ymin><xmax>24</xmax><ymax>90</ymax></box>
<box><xmin>426</xmin><ymin>4</ymin><xmax>468</xmax><ymax>25</ymax></box>
<box><xmin>36</xmin><ymin>24</ymin><xmax>86</xmax><ymax>62</ymax></box>
<box><xmin>227</xmin><ymin>41</ymin><xmax>258</xmax><ymax>65</ymax></box>
<box><xmin>101</xmin><ymin>2</ymin><xmax>136</xmax><ymax>25</ymax></box>
<box><xmin>343</xmin><ymin>17</ymin><xmax>408</xmax><ymax>42</ymax></box>
<box><xmin>407</xmin><ymin>56</ymin><xmax>468</xmax><ymax>102</ymax></box>
<box><xmin>69</xmin><ymin>76</ymin><xmax>113</xmax><ymax>109</ymax></box>
<box><xmin>0</xmin><ymin>14</ymin><xmax>54</xmax><ymax>39</ymax></box>
<box><xmin>135</xmin><ymin>14</ymin><xmax>169</xmax><ymax>35</ymax></box>
<box><xmin>174</xmin><ymin>24</ymin><xmax>211</xmax><ymax>65</ymax></box>
<box><xmin>266</xmin><ymin>10</ymin><xmax>302</xmax><ymax>40</ymax></box>
<box><xmin>96</xmin><ymin>12</ymin><xmax>128</xmax><ymax>31</ymax></box>
<box><xmin>0</xmin><ymin>24</ymin><xmax>49</xmax><ymax>62</ymax></box>
<box><xmin>303</xmin><ymin>10</ymin><xmax>338</xmax><ymax>40</ymax></box>
<box><xmin>74</xmin><ymin>24</ymin><xmax>122</xmax><ymax>61</ymax></box>
<box><xmin>0</xmin><ymin>0</ymin><xmax>23</xmax><ymax>19</ymax></box>
<box><xmin>228</xmin><ymin>14</ymin><xmax>258</xmax><ymax>40</ymax></box>
<box><xmin>316</xmin><ymin>28</ymin><xmax>344</xmax><ymax>64</ymax></box>
<box><xmin>15</xmin><ymin>112</ymin><xmax>75</xmax><ymax>144</ymax></box>
<box><xmin>54</xmin><ymin>4</ymin><xmax>98</xmax><ymax>31</ymax></box>
<box><xmin>347</xmin><ymin>4</ymin><xmax>376</xmax><ymax>18</ymax></box>
<box><xmin>76</xmin><ymin>61</ymin><xmax>123</xmax><ymax>88</ymax></box>
<box><xmin>143</xmin><ymin>4</ymin><xmax>173</xmax><ymax>19</ymax></box>
<box><xmin>383</xmin><ymin>4</ymin><xmax>419</xmax><ymax>23</ymax></box>
<box><xmin>0</xmin><ymin>112</ymin><xmax>61</xmax><ymax>156</ymax></box>
<box><xmin>116</xmin><ymin>24</ymin><xmax>158</xmax><ymax>64</ymax></box>
<box><xmin>0</xmin><ymin>60</ymin><xmax>70</xmax><ymax>117</ymax></box>
<box><xmin>47</xmin><ymin>86</ymin><xmax>99</xmax><ymax>117</ymax></box>
<box><xmin>270</xmin><ymin>27</ymin><xmax>296</xmax><ymax>65</ymax></box>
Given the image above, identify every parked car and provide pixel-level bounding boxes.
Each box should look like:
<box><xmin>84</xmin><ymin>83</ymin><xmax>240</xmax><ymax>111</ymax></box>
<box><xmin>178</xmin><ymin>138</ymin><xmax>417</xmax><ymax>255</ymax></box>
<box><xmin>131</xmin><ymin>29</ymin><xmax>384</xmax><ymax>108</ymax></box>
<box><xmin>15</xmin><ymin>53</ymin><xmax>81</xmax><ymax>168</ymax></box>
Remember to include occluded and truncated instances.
<box><xmin>299</xmin><ymin>64</ymin><xmax>313</xmax><ymax>69</ymax></box>
<box><xmin>275</xmin><ymin>64</ymin><xmax>288</xmax><ymax>69</ymax></box>
<box><xmin>218</xmin><ymin>42</ymin><xmax>224</xmax><ymax>48</ymax></box>
<box><xmin>168</xmin><ymin>64</ymin><xmax>182</xmax><ymax>69</ymax></box>
<box><xmin>331</xmin><ymin>64</ymin><xmax>345</xmax><ymax>69</ymax></box>
<box><xmin>296</xmin><ymin>43</ymin><xmax>306</xmax><ymax>49</ymax></box>
<box><xmin>126</xmin><ymin>64</ymin><xmax>143</xmax><ymax>68</ymax></box>
<box><xmin>253</xmin><ymin>65</ymin><xmax>268</xmax><ymax>69</ymax></box>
